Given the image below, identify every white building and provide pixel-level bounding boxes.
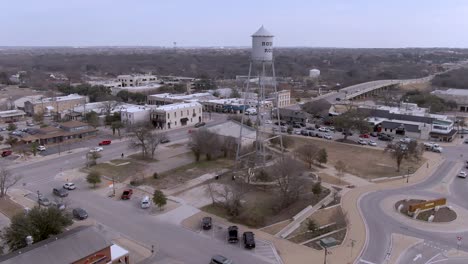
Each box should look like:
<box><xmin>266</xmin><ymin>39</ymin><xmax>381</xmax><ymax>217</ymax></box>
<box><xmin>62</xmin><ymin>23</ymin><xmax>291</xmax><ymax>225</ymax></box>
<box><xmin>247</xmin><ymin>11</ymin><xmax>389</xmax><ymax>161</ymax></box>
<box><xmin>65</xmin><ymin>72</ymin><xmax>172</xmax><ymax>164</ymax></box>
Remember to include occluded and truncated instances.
<box><xmin>150</xmin><ymin>102</ymin><xmax>203</xmax><ymax>130</ymax></box>
<box><xmin>272</xmin><ymin>90</ymin><xmax>290</xmax><ymax>108</ymax></box>
<box><xmin>309</xmin><ymin>69</ymin><xmax>320</xmax><ymax>78</ymax></box>
<box><xmin>120</xmin><ymin>105</ymin><xmax>158</xmax><ymax>125</ymax></box>
<box><xmin>147</xmin><ymin>92</ymin><xmax>215</xmax><ymax>106</ymax></box>
<box><xmin>0</xmin><ymin>110</ymin><xmax>26</xmax><ymax>123</ymax></box>
<box><xmin>117</xmin><ymin>74</ymin><xmax>158</xmax><ymax>87</ymax></box>
<box><xmin>110</xmin><ymin>83</ymin><xmax>162</xmax><ymax>95</ymax></box>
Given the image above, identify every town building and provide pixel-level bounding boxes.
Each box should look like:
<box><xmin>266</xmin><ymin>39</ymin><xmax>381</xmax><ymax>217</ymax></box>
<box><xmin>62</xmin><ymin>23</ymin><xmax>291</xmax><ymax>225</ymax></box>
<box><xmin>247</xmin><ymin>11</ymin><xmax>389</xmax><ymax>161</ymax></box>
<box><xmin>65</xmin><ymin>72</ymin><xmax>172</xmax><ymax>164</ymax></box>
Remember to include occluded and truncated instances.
<box><xmin>147</xmin><ymin>92</ymin><xmax>215</xmax><ymax>106</ymax></box>
<box><xmin>201</xmin><ymin>98</ymin><xmax>273</xmax><ymax>113</ymax></box>
<box><xmin>150</xmin><ymin>102</ymin><xmax>203</xmax><ymax>130</ymax></box>
<box><xmin>357</xmin><ymin>103</ymin><xmax>456</xmax><ymax>141</ymax></box>
<box><xmin>14</xmin><ymin>95</ymin><xmax>45</xmax><ymax>110</ymax></box>
<box><xmin>120</xmin><ymin>105</ymin><xmax>158</xmax><ymax>125</ymax></box>
<box><xmin>110</xmin><ymin>83</ymin><xmax>162</xmax><ymax>95</ymax></box>
<box><xmin>274</xmin><ymin>108</ymin><xmax>310</xmax><ymax>124</ymax></box>
<box><xmin>21</xmin><ymin>120</ymin><xmax>97</xmax><ymax>145</ymax></box>
<box><xmin>272</xmin><ymin>90</ymin><xmax>291</xmax><ymax>108</ymax></box>
<box><xmin>23</xmin><ymin>94</ymin><xmax>88</xmax><ymax>116</ymax></box>
<box><xmin>117</xmin><ymin>74</ymin><xmax>158</xmax><ymax>87</ymax></box>
<box><xmin>0</xmin><ymin>109</ymin><xmax>26</xmax><ymax>123</ymax></box>
<box><xmin>0</xmin><ymin>226</ymin><xmax>129</xmax><ymax>264</ymax></box>
<box><xmin>431</xmin><ymin>88</ymin><xmax>468</xmax><ymax>112</ymax></box>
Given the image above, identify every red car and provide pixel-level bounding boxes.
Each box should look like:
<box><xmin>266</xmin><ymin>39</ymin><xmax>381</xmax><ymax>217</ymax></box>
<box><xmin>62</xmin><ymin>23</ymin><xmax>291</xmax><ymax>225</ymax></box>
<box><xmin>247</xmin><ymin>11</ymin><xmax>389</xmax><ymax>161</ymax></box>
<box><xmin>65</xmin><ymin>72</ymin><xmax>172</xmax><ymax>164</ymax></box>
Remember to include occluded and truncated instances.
<box><xmin>98</xmin><ymin>140</ymin><xmax>111</xmax><ymax>146</ymax></box>
<box><xmin>1</xmin><ymin>150</ymin><xmax>12</xmax><ymax>157</ymax></box>
<box><xmin>359</xmin><ymin>134</ymin><xmax>370</xmax><ymax>138</ymax></box>
<box><xmin>121</xmin><ymin>189</ymin><xmax>133</xmax><ymax>200</ymax></box>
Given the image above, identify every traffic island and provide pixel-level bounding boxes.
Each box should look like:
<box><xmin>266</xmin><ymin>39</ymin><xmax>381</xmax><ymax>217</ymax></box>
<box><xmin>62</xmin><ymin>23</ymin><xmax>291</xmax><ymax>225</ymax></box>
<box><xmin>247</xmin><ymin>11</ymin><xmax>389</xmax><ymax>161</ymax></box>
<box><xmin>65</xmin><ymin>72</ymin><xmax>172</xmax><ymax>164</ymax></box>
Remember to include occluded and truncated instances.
<box><xmin>394</xmin><ymin>198</ymin><xmax>457</xmax><ymax>223</ymax></box>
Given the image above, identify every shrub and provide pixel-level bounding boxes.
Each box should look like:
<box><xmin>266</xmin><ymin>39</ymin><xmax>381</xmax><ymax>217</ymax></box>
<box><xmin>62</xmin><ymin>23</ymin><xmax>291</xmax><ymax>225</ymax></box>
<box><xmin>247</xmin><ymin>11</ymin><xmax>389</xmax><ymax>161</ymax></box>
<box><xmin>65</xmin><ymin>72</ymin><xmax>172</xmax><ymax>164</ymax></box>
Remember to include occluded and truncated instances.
<box><xmin>153</xmin><ymin>172</ymin><xmax>158</xmax><ymax>179</ymax></box>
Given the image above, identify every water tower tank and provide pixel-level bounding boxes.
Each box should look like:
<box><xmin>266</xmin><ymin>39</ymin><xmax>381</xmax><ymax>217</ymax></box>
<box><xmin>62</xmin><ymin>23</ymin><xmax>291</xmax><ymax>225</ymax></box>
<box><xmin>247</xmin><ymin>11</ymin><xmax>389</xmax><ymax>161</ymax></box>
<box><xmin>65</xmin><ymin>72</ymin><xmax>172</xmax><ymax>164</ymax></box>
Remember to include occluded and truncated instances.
<box><xmin>309</xmin><ymin>69</ymin><xmax>320</xmax><ymax>78</ymax></box>
<box><xmin>251</xmin><ymin>26</ymin><xmax>274</xmax><ymax>62</ymax></box>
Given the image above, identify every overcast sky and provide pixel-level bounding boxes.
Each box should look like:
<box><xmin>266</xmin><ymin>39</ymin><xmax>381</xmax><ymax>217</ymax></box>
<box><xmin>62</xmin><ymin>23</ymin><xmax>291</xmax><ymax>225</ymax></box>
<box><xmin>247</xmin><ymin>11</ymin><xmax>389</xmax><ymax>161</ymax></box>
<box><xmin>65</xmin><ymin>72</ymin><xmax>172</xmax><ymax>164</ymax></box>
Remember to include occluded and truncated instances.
<box><xmin>1</xmin><ymin>0</ymin><xmax>468</xmax><ymax>48</ymax></box>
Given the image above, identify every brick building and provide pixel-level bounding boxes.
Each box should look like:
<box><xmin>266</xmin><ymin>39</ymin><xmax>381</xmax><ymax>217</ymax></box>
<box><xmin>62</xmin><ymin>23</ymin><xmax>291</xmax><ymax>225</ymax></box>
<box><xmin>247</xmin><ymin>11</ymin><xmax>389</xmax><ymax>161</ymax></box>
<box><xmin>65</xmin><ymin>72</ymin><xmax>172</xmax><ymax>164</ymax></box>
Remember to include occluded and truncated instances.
<box><xmin>24</xmin><ymin>94</ymin><xmax>87</xmax><ymax>116</ymax></box>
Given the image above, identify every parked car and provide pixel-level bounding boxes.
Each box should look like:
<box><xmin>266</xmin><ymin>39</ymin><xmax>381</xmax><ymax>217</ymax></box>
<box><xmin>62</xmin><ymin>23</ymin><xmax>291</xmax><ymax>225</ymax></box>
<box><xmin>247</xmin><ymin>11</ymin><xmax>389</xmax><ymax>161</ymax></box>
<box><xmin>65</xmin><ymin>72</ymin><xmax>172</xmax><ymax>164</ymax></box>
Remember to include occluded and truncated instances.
<box><xmin>323</xmin><ymin>134</ymin><xmax>333</xmax><ymax>140</ymax></box>
<box><xmin>280</xmin><ymin>126</ymin><xmax>287</xmax><ymax>133</ymax></box>
<box><xmin>53</xmin><ymin>188</ymin><xmax>68</xmax><ymax>197</ymax></box>
<box><xmin>38</xmin><ymin>196</ymin><xmax>50</xmax><ymax>207</ymax></box>
<box><xmin>368</xmin><ymin>140</ymin><xmax>377</xmax><ymax>146</ymax></box>
<box><xmin>98</xmin><ymin>140</ymin><xmax>111</xmax><ymax>146</ymax></box>
<box><xmin>194</xmin><ymin>122</ymin><xmax>206</xmax><ymax>128</ymax></box>
<box><xmin>202</xmin><ymin>217</ymin><xmax>212</xmax><ymax>230</ymax></box>
<box><xmin>51</xmin><ymin>201</ymin><xmax>66</xmax><ymax>210</ymax></box>
<box><xmin>458</xmin><ymin>171</ymin><xmax>467</xmax><ymax>178</ymax></box>
<box><xmin>318</xmin><ymin>127</ymin><xmax>329</xmax><ymax>132</ymax></box>
<box><xmin>432</xmin><ymin>146</ymin><xmax>443</xmax><ymax>153</ymax></box>
<box><xmin>265</xmin><ymin>120</ymin><xmax>272</xmax><ymax>124</ymax></box>
<box><xmin>293</xmin><ymin>124</ymin><xmax>301</xmax><ymax>129</ymax></box>
<box><xmin>227</xmin><ymin>226</ymin><xmax>239</xmax><ymax>243</ymax></box>
<box><xmin>160</xmin><ymin>138</ymin><xmax>170</xmax><ymax>144</ymax></box>
<box><xmin>210</xmin><ymin>255</ymin><xmax>233</xmax><ymax>264</ymax></box>
<box><xmin>73</xmin><ymin>208</ymin><xmax>88</xmax><ymax>220</ymax></box>
<box><xmin>121</xmin><ymin>189</ymin><xmax>133</xmax><ymax>200</ymax></box>
<box><xmin>370</xmin><ymin>132</ymin><xmax>378</xmax><ymax>137</ymax></box>
<box><xmin>400</xmin><ymin>137</ymin><xmax>412</xmax><ymax>144</ymax></box>
<box><xmin>464</xmin><ymin>138</ymin><xmax>468</xmax><ymax>144</ymax></box>
<box><xmin>306</xmin><ymin>127</ymin><xmax>315</xmax><ymax>131</ymax></box>
<box><xmin>63</xmin><ymin>182</ymin><xmax>76</xmax><ymax>190</ymax></box>
<box><xmin>378</xmin><ymin>135</ymin><xmax>393</xmax><ymax>141</ymax></box>
<box><xmin>328</xmin><ymin>126</ymin><xmax>335</xmax><ymax>131</ymax></box>
<box><xmin>294</xmin><ymin>130</ymin><xmax>301</xmax><ymax>135</ymax></box>
<box><xmin>300</xmin><ymin>130</ymin><xmax>309</xmax><ymax>136</ymax></box>
<box><xmin>243</xmin><ymin>231</ymin><xmax>256</xmax><ymax>249</ymax></box>
<box><xmin>141</xmin><ymin>196</ymin><xmax>150</xmax><ymax>209</ymax></box>
<box><xmin>89</xmin><ymin>147</ymin><xmax>103</xmax><ymax>153</ymax></box>
<box><xmin>37</xmin><ymin>145</ymin><xmax>46</xmax><ymax>151</ymax></box>
<box><xmin>315</xmin><ymin>133</ymin><xmax>324</xmax><ymax>138</ymax></box>
<box><xmin>1</xmin><ymin>150</ymin><xmax>12</xmax><ymax>157</ymax></box>
<box><xmin>359</xmin><ymin>134</ymin><xmax>370</xmax><ymax>138</ymax></box>
<box><xmin>358</xmin><ymin>139</ymin><xmax>367</xmax><ymax>145</ymax></box>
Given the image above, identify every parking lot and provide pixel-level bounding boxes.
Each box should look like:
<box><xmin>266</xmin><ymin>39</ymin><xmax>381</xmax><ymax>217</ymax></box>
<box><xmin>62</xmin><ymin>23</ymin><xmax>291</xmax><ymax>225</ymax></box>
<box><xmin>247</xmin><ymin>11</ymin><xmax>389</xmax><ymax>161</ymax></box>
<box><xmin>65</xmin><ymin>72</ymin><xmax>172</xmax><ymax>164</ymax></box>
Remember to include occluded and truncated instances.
<box><xmin>197</xmin><ymin>221</ymin><xmax>282</xmax><ymax>264</ymax></box>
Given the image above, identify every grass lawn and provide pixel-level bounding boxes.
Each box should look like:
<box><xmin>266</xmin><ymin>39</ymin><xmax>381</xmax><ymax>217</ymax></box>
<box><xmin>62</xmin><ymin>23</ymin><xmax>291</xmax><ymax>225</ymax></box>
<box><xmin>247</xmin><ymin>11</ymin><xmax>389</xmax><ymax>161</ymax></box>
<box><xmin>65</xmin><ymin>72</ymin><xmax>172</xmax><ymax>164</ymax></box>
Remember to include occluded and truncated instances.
<box><xmin>288</xmin><ymin>135</ymin><xmax>425</xmax><ymax>179</ymax></box>
<box><xmin>90</xmin><ymin>159</ymin><xmax>144</xmax><ymax>182</ymax></box>
<box><xmin>0</xmin><ymin>196</ymin><xmax>23</xmax><ymax>218</ymax></box>
<box><xmin>146</xmin><ymin>158</ymin><xmax>234</xmax><ymax>190</ymax></box>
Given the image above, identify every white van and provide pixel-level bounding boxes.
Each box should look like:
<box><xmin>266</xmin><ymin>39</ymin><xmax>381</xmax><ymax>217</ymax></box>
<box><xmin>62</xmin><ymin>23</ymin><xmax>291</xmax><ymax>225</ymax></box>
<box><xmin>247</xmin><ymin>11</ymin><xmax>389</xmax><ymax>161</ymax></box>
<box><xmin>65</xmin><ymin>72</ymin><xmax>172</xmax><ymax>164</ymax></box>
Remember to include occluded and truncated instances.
<box><xmin>245</xmin><ymin>108</ymin><xmax>257</xmax><ymax>115</ymax></box>
<box><xmin>141</xmin><ymin>196</ymin><xmax>150</xmax><ymax>209</ymax></box>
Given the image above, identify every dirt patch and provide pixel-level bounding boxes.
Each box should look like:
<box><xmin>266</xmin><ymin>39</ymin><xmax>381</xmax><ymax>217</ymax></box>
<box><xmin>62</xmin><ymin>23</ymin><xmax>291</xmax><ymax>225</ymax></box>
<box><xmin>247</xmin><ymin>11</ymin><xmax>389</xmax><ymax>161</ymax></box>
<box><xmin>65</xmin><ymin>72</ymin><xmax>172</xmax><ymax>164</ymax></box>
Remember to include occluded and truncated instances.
<box><xmin>0</xmin><ymin>196</ymin><xmax>23</xmax><ymax>218</ymax></box>
<box><xmin>318</xmin><ymin>172</ymin><xmax>349</xmax><ymax>186</ymax></box>
<box><xmin>164</xmin><ymin>143</ymin><xmax>186</xmax><ymax>149</ymax></box>
<box><xmin>260</xmin><ymin>220</ymin><xmax>292</xmax><ymax>235</ymax></box>
<box><xmin>90</xmin><ymin>159</ymin><xmax>144</xmax><ymax>182</ymax></box>
<box><xmin>288</xmin><ymin>206</ymin><xmax>341</xmax><ymax>238</ymax></box>
<box><xmin>395</xmin><ymin>199</ymin><xmax>457</xmax><ymax>222</ymax></box>
<box><xmin>146</xmin><ymin>159</ymin><xmax>234</xmax><ymax>190</ymax></box>
<box><xmin>289</xmin><ymin>135</ymin><xmax>425</xmax><ymax>179</ymax></box>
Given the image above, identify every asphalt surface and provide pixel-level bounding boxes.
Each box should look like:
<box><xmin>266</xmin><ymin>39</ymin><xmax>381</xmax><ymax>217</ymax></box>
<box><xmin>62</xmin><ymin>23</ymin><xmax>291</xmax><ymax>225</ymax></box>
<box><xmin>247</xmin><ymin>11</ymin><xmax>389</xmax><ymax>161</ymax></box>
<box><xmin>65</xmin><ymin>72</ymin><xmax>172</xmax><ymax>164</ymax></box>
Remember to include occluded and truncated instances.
<box><xmin>356</xmin><ymin>141</ymin><xmax>468</xmax><ymax>264</ymax></box>
<box><xmin>5</xmin><ymin>116</ymin><xmax>276</xmax><ymax>264</ymax></box>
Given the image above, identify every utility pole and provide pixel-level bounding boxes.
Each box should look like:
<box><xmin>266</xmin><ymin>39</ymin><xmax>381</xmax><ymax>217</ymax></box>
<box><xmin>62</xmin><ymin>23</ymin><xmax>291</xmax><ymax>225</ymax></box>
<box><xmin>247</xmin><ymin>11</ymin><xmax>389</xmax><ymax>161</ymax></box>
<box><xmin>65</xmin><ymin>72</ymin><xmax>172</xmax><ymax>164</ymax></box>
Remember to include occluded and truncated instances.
<box><xmin>350</xmin><ymin>239</ymin><xmax>356</xmax><ymax>260</ymax></box>
<box><xmin>37</xmin><ymin>190</ymin><xmax>41</xmax><ymax>208</ymax></box>
<box><xmin>323</xmin><ymin>247</ymin><xmax>331</xmax><ymax>264</ymax></box>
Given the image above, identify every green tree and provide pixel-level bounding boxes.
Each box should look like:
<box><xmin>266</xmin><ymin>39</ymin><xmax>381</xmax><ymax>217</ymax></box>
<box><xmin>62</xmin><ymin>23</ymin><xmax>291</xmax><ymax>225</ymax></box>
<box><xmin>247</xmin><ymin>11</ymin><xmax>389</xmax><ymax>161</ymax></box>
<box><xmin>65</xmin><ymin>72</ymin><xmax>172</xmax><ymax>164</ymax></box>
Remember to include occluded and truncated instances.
<box><xmin>333</xmin><ymin>109</ymin><xmax>370</xmax><ymax>140</ymax></box>
<box><xmin>7</xmin><ymin>123</ymin><xmax>17</xmax><ymax>131</ymax></box>
<box><xmin>316</xmin><ymin>148</ymin><xmax>328</xmax><ymax>165</ymax></box>
<box><xmin>86</xmin><ymin>170</ymin><xmax>101</xmax><ymax>188</ymax></box>
<box><xmin>31</xmin><ymin>142</ymin><xmax>38</xmax><ymax>156</ymax></box>
<box><xmin>231</xmin><ymin>89</ymin><xmax>241</xmax><ymax>98</ymax></box>
<box><xmin>85</xmin><ymin>111</ymin><xmax>99</xmax><ymax>128</ymax></box>
<box><xmin>312</xmin><ymin>182</ymin><xmax>322</xmax><ymax>197</ymax></box>
<box><xmin>2</xmin><ymin>206</ymin><xmax>72</xmax><ymax>251</ymax></box>
<box><xmin>111</xmin><ymin>121</ymin><xmax>124</xmax><ymax>137</ymax></box>
<box><xmin>152</xmin><ymin>190</ymin><xmax>167</xmax><ymax>210</ymax></box>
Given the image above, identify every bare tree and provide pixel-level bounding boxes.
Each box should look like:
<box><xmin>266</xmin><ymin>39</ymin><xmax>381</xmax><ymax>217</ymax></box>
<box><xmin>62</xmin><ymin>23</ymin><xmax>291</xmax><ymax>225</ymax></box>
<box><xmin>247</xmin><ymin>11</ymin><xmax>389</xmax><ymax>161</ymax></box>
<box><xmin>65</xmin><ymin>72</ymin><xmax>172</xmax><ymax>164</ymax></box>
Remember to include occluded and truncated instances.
<box><xmin>0</xmin><ymin>167</ymin><xmax>21</xmax><ymax>198</ymax></box>
<box><xmin>333</xmin><ymin>109</ymin><xmax>371</xmax><ymax>141</ymax></box>
<box><xmin>146</xmin><ymin>132</ymin><xmax>164</xmax><ymax>159</ymax></box>
<box><xmin>270</xmin><ymin>157</ymin><xmax>307</xmax><ymax>209</ymax></box>
<box><xmin>220</xmin><ymin>135</ymin><xmax>237</xmax><ymax>159</ymax></box>
<box><xmin>189</xmin><ymin>129</ymin><xmax>221</xmax><ymax>161</ymax></box>
<box><xmin>385</xmin><ymin>142</ymin><xmax>407</xmax><ymax>172</ymax></box>
<box><xmin>127</xmin><ymin>123</ymin><xmax>152</xmax><ymax>158</ymax></box>
<box><xmin>101</xmin><ymin>101</ymin><xmax>120</xmax><ymax>116</ymax></box>
<box><xmin>207</xmin><ymin>182</ymin><xmax>247</xmax><ymax>217</ymax></box>
<box><xmin>294</xmin><ymin>144</ymin><xmax>319</xmax><ymax>169</ymax></box>
<box><xmin>335</xmin><ymin>160</ymin><xmax>346</xmax><ymax>184</ymax></box>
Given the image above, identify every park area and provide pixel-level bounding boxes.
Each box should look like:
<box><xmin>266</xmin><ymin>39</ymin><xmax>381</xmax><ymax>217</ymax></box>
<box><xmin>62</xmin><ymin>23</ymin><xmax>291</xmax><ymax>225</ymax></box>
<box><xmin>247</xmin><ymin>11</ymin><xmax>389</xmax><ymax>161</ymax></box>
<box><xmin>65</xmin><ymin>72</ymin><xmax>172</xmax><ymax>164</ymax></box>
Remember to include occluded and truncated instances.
<box><xmin>288</xmin><ymin>136</ymin><xmax>425</xmax><ymax>179</ymax></box>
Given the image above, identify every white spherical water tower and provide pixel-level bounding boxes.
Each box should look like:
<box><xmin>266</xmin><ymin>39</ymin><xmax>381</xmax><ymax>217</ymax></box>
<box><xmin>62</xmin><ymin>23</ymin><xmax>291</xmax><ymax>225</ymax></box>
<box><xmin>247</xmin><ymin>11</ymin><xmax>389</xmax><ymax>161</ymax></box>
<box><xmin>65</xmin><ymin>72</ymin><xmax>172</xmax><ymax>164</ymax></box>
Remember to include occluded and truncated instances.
<box><xmin>235</xmin><ymin>26</ymin><xmax>284</xmax><ymax>171</ymax></box>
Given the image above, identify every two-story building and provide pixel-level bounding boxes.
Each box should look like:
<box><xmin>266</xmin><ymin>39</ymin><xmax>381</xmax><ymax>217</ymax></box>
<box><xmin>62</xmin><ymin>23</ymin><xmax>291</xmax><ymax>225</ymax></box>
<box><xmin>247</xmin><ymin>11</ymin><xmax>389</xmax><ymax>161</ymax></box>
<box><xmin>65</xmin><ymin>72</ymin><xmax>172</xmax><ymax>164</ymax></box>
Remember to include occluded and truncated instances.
<box><xmin>21</xmin><ymin>121</ymin><xmax>97</xmax><ymax>145</ymax></box>
<box><xmin>23</xmin><ymin>94</ymin><xmax>88</xmax><ymax>116</ymax></box>
<box><xmin>151</xmin><ymin>102</ymin><xmax>203</xmax><ymax>130</ymax></box>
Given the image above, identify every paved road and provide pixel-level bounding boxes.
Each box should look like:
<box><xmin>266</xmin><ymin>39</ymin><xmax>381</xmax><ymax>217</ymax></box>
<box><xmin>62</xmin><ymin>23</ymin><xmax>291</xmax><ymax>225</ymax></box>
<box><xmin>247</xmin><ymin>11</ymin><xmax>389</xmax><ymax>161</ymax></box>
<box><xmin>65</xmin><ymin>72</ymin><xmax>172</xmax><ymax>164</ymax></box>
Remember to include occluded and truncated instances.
<box><xmin>5</xmin><ymin>118</ymin><xmax>275</xmax><ymax>264</ymax></box>
<box><xmin>356</xmin><ymin>141</ymin><xmax>468</xmax><ymax>264</ymax></box>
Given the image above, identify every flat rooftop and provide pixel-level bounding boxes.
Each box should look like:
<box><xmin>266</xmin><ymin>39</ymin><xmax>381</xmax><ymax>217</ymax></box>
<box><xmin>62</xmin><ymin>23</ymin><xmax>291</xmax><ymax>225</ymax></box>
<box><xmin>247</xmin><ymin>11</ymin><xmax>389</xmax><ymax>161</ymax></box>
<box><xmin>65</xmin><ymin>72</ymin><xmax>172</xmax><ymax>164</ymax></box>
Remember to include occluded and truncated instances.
<box><xmin>432</xmin><ymin>88</ymin><xmax>468</xmax><ymax>96</ymax></box>
<box><xmin>155</xmin><ymin>102</ymin><xmax>201</xmax><ymax>111</ymax></box>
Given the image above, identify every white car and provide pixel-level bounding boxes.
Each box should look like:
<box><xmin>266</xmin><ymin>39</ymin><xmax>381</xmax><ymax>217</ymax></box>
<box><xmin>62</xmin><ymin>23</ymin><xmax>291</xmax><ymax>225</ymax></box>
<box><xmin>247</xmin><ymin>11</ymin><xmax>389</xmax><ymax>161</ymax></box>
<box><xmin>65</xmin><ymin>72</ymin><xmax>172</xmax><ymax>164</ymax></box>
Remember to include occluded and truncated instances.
<box><xmin>368</xmin><ymin>140</ymin><xmax>377</xmax><ymax>146</ymax></box>
<box><xmin>294</xmin><ymin>130</ymin><xmax>301</xmax><ymax>135</ymax></box>
<box><xmin>63</xmin><ymin>182</ymin><xmax>76</xmax><ymax>190</ymax></box>
<box><xmin>458</xmin><ymin>171</ymin><xmax>467</xmax><ymax>178</ymax></box>
<box><xmin>318</xmin><ymin>127</ymin><xmax>329</xmax><ymax>132</ymax></box>
<box><xmin>400</xmin><ymin>137</ymin><xmax>412</xmax><ymax>144</ymax></box>
<box><xmin>37</xmin><ymin>145</ymin><xmax>46</xmax><ymax>151</ymax></box>
<box><xmin>323</xmin><ymin>134</ymin><xmax>333</xmax><ymax>140</ymax></box>
<box><xmin>358</xmin><ymin>139</ymin><xmax>367</xmax><ymax>145</ymax></box>
<box><xmin>265</xmin><ymin>120</ymin><xmax>272</xmax><ymax>124</ymax></box>
<box><xmin>89</xmin><ymin>147</ymin><xmax>103</xmax><ymax>153</ymax></box>
<box><xmin>432</xmin><ymin>146</ymin><xmax>443</xmax><ymax>153</ymax></box>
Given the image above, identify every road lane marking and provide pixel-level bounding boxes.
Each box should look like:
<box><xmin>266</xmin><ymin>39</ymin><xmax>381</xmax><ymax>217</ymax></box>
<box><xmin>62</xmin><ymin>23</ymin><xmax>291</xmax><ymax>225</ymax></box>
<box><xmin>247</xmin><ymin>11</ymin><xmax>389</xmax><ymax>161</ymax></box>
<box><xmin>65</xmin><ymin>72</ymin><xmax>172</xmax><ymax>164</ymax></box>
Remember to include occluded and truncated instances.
<box><xmin>359</xmin><ymin>259</ymin><xmax>377</xmax><ymax>264</ymax></box>
<box><xmin>413</xmin><ymin>253</ymin><xmax>422</xmax><ymax>261</ymax></box>
<box><xmin>424</xmin><ymin>253</ymin><xmax>440</xmax><ymax>264</ymax></box>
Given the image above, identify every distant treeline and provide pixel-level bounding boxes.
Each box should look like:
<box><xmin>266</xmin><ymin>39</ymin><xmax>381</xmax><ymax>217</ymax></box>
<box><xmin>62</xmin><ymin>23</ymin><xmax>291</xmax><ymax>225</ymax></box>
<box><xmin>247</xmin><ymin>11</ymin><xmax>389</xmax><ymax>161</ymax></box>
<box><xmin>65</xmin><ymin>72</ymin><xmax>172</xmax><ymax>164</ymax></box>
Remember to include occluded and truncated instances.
<box><xmin>432</xmin><ymin>68</ymin><xmax>468</xmax><ymax>88</ymax></box>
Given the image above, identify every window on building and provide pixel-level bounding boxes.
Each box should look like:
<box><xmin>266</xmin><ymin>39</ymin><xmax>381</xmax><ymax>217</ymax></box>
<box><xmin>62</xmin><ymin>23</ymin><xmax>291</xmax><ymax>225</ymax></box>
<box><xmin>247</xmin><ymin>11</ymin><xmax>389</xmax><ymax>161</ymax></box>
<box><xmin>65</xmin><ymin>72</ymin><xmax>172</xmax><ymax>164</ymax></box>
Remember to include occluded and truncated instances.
<box><xmin>167</xmin><ymin>113</ymin><xmax>170</xmax><ymax>119</ymax></box>
<box><xmin>175</xmin><ymin>112</ymin><xmax>177</xmax><ymax>117</ymax></box>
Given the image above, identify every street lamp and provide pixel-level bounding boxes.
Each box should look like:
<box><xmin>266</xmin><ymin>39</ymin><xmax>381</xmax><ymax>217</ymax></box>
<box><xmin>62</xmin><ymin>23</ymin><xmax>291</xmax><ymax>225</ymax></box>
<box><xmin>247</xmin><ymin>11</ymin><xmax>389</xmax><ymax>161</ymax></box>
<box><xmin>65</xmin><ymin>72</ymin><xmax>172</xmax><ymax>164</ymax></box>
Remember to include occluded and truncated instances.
<box><xmin>323</xmin><ymin>246</ymin><xmax>332</xmax><ymax>264</ymax></box>
<box><xmin>406</xmin><ymin>167</ymin><xmax>413</xmax><ymax>183</ymax></box>
<box><xmin>36</xmin><ymin>190</ymin><xmax>41</xmax><ymax>208</ymax></box>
